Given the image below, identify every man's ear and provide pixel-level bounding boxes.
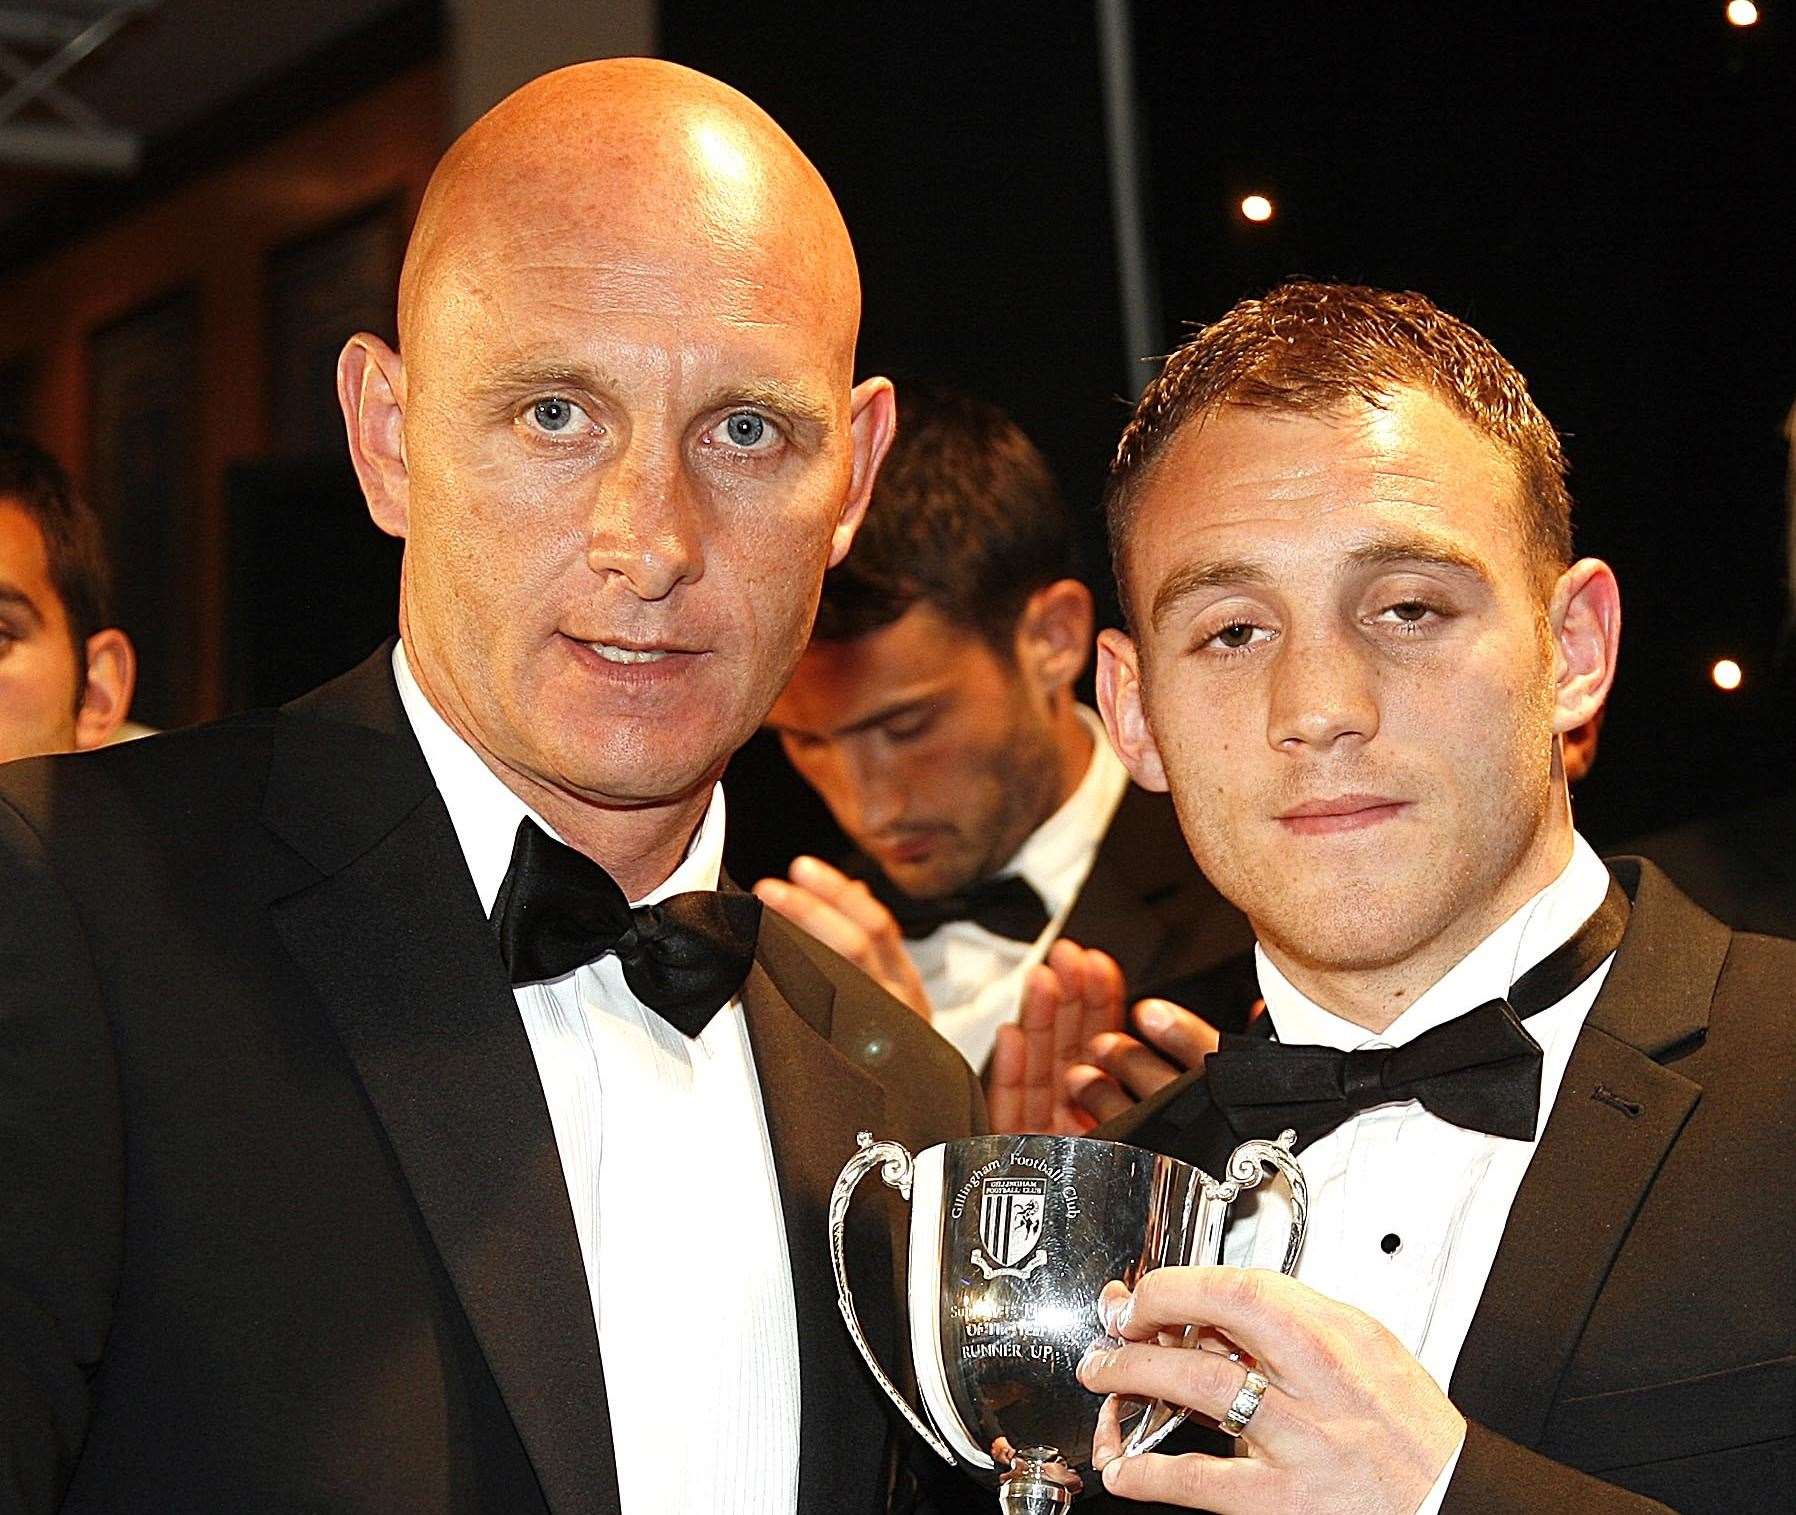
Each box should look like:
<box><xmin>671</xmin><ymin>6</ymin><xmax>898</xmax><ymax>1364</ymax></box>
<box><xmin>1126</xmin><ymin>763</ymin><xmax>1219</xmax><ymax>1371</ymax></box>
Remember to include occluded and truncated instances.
<box><xmin>71</xmin><ymin>627</ymin><xmax>136</xmax><ymax>750</ymax></box>
<box><xmin>829</xmin><ymin>376</ymin><xmax>897</xmax><ymax>568</ymax></box>
<box><xmin>1014</xmin><ymin>578</ymin><xmax>1094</xmax><ymax>696</ymax></box>
<box><xmin>1548</xmin><ymin>557</ymin><xmax>1621</xmax><ymax>737</ymax></box>
<box><xmin>338</xmin><ymin>333</ymin><xmax>410</xmax><ymax>540</ymax></box>
<box><xmin>1096</xmin><ymin>626</ymin><xmax>1168</xmax><ymax>792</ymax></box>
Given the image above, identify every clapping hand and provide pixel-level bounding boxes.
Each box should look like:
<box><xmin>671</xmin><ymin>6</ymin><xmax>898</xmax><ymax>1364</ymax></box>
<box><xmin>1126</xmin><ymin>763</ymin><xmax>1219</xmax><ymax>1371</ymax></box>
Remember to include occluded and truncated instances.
<box><xmin>987</xmin><ymin>941</ymin><xmax>1128</xmax><ymax>1134</ymax></box>
<box><xmin>753</xmin><ymin>855</ymin><xmax>934</xmax><ymax>1020</ymax></box>
<box><xmin>1064</xmin><ymin>996</ymin><xmax>1227</xmax><ymax>1123</ymax></box>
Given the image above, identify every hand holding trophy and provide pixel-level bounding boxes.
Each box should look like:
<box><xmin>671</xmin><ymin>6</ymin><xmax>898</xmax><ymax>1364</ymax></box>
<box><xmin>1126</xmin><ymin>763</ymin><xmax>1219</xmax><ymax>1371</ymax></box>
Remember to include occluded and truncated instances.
<box><xmin>829</xmin><ymin>1131</ymin><xmax>1307</xmax><ymax>1511</ymax></box>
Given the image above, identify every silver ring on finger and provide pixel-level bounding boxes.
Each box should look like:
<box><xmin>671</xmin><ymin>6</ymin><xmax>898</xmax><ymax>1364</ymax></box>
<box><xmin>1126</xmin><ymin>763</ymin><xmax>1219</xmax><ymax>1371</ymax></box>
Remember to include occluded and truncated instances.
<box><xmin>1217</xmin><ymin>1366</ymin><xmax>1270</xmax><ymax>1438</ymax></box>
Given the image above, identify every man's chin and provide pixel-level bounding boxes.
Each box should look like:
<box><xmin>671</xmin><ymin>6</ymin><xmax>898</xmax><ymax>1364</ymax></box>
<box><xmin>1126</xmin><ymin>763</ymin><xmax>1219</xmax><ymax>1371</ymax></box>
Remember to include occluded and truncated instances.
<box><xmin>516</xmin><ymin>729</ymin><xmax>734</xmax><ymax>812</ymax></box>
<box><xmin>872</xmin><ymin>856</ymin><xmax>980</xmax><ymax>901</ymax></box>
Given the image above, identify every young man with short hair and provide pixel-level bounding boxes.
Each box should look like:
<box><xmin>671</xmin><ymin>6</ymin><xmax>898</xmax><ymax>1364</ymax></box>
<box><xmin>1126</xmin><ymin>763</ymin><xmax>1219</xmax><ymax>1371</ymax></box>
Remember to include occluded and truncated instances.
<box><xmin>1064</xmin><ymin>282</ymin><xmax>1791</xmax><ymax>1513</ymax></box>
<box><xmin>758</xmin><ymin>387</ymin><xmax>1253</xmax><ymax>1107</ymax></box>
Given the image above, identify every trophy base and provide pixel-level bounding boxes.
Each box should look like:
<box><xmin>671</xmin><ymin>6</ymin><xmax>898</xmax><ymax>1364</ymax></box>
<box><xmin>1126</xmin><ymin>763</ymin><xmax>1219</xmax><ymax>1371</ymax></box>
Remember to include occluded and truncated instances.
<box><xmin>997</xmin><ymin>1446</ymin><xmax>1081</xmax><ymax>1513</ymax></box>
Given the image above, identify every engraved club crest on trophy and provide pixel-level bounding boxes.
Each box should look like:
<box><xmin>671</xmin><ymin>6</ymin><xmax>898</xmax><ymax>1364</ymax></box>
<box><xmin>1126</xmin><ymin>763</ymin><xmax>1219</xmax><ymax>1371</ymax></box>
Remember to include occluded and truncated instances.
<box><xmin>974</xmin><ymin>1176</ymin><xmax>1049</xmax><ymax>1280</ymax></box>
<box><xmin>830</xmin><ymin>1132</ymin><xmax>1308</xmax><ymax>1512</ymax></box>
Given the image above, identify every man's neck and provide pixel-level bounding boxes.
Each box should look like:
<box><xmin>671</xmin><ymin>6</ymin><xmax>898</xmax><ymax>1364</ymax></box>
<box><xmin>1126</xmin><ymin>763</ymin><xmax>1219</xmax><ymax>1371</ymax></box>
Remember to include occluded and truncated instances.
<box><xmin>1261</xmin><ymin>806</ymin><xmax>1578</xmax><ymax>1035</ymax></box>
<box><xmin>1047</xmin><ymin>697</ymin><xmax>1096</xmax><ymax>815</ymax></box>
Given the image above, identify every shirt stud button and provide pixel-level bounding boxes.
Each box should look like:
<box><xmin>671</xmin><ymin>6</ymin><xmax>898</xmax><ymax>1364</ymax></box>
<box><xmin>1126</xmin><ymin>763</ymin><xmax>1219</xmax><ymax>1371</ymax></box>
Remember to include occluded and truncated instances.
<box><xmin>1380</xmin><ymin>1232</ymin><xmax>1402</xmax><ymax>1255</ymax></box>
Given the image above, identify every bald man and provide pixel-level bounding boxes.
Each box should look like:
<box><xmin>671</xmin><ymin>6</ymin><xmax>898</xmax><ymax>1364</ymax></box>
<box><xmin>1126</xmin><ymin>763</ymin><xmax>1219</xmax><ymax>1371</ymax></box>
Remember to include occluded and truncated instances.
<box><xmin>0</xmin><ymin>61</ymin><xmax>981</xmax><ymax>1515</ymax></box>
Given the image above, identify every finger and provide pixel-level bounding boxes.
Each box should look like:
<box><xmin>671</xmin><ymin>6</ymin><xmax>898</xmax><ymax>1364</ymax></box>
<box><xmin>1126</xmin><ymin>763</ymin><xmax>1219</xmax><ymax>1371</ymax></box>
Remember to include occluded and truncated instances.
<box><xmin>1090</xmin><ymin>1392</ymin><xmax>1127</xmax><ymax>1469</ymax></box>
<box><xmin>1089</xmin><ymin>1030</ymin><xmax>1184</xmax><ymax>1101</ymax></box>
<box><xmin>1121</xmin><ymin>1267</ymin><xmax>1333</xmax><ymax>1372</ymax></box>
<box><xmin>1065</xmin><ymin>1063</ymin><xmax>1138</xmax><ymax>1125</ymax></box>
<box><xmin>752</xmin><ymin>879</ymin><xmax>872</xmax><ymax>967</ymax></box>
<box><xmin>1133</xmin><ymin>998</ymin><xmax>1221</xmax><ymax>1068</ymax></box>
<box><xmin>987</xmin><ymin>1023</ymin><xmax>1024</xmax><ymax>1133</ymax></box>
<box><xmin>1079</xmin><ymin>1340</ymin><xmax>1296</xmax><ymax>1452</ymax></box>
<box><xmin>1018</xmin><ymin>965</ymin><xmax>1061</xmax><ymax>1132</ymax></box>
<box><xmin>788</xmin><ymin>856</ymin><xmax>906</xmax><ymax>948</ymax></box>
<box><xmin>1052</xmin><ymin>951</ymin><xmax>1097</xmax><ymax>1074</ymax></box>
<box><xmin>1080</xmin><ymin>949</ymin><xmax>1128</xmax><ymax>1044</ymax></box>
<box><xmin>1012</xmin><ymin>962</ymin><xmax>1063</xmax><ymax>1127</ymax></box>
<box><xmin>1098</xmin><ymin>1448</ymin><xmax>1260</xmax><ymax>1511</ymax></box>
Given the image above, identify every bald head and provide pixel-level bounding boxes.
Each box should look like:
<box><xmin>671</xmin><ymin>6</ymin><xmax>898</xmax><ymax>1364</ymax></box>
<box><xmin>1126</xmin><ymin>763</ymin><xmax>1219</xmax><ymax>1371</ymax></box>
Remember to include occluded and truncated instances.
<box><xmin>337</xmin><ymin>59</ymin><xmax>894</xmax><ymax>884</ymax></box>
<box><xmin>398</xmin><ymin>58</ymin><xmax>860</xmax><ymax>369</ymax></box>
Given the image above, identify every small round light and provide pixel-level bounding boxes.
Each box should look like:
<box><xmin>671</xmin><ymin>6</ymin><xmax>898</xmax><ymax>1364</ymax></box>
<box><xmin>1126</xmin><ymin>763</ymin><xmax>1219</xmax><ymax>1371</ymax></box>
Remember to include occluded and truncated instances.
<box><xmin>1240</xmin><ymin>194</ymin><xmax>1274</xmax><ymax>223</ymax></box>
<box><xmin>1727</xmin><ymin>0</ymin><xmax>1760</xmax><ymax>25</ymax></box>
<box><xmin>1712</xmin><ymin>658</ymin><xmax>1744</xmax><ymax>691</ymax></box>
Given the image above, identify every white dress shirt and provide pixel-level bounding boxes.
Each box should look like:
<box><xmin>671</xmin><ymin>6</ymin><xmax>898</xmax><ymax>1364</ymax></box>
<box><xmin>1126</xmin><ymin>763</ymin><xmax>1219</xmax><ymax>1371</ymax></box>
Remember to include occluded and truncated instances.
<box><xmin>1223</xmin><ymin>833</ymin><xmax>1616</xmax><ymax>1513</ymax></box>
<box><xmin>919</xmin><ymin>706</ymin><xmax>1133</xmax><ymax>1069</ymax></box>
<box><xmin>393</xmin><ymin>644</ymin><xmax>800</xmax><ymax>1515</ymax></box>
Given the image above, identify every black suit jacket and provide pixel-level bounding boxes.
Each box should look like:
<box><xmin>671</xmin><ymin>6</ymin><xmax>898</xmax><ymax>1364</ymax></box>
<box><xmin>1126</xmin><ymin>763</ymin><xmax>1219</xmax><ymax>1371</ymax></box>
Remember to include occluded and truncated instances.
<box><xmin>1625</xmin><ymin>787</ymin><xmax>1796</xmax><ymax>939</ymax></box>
<box><xmin>1059</xmin><ymin>787</ymin><xmax>1257</xmax><ymax>1025</ymax></box>
<box><xmin>1093</xmin><ymin>859</ymin><xmax>1796</xmax><ymax>1513</ymax></box>
<box><xmin>850</xmin><ymin>786</ymin><xmax>1258</xmax><ymax>1033</ymax></box>
<box><xmin>0</xmin><ymin>650</ymin><xmax>983</xmax><ymax>1514</ymax></box>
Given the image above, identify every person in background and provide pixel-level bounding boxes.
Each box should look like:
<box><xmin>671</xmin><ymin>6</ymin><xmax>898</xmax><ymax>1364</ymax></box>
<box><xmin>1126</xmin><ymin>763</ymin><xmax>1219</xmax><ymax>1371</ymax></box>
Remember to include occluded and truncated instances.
<box><xmin>0</xmin><ymin>60</ymin><xmax>980</xmax><ymax>1514</ymax></box>
<box><xmin>0</xmin><ymin>436</ymin><xmax>135</xmax><ymax>763</ymax></box>
<box><xmin>756</xmin><ymin>386</ymin><xmax>1253</xmax><ymax>1124</ymax></box>
<box><xmin>1055</xmin><ymin>281</ymin><xmax>1790</xmax><ymax>1513</ymax></box>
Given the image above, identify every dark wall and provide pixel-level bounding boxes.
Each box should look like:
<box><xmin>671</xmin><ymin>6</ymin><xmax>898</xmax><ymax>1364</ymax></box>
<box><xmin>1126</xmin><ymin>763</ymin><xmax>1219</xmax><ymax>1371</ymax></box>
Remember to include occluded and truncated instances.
<box><xmin>671</xmin><ymin>2</ymin><xmax>1796</xmax><ymax>876</ymax></box>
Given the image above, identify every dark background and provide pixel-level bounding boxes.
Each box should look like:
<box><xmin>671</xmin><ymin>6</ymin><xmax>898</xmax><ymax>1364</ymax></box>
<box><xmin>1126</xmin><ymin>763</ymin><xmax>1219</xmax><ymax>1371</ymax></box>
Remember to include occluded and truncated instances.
<box><xmin>662</xmin><ymin>1</ymin><xmax>1796</xmax><ymax>872</ymax></box>
<box><xmin>4</xmin><ymin>1</ymin><xmax>1793</xmax><ymax>871</ymax></box>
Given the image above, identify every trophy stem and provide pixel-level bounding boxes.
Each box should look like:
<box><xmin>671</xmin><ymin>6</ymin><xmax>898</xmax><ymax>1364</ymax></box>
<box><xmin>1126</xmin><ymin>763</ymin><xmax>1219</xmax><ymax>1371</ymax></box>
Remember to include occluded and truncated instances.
<box><xmin>997</xmin><ymin>1446</ymin><xmax>1081</xmax><ymax>1513</ymax></box>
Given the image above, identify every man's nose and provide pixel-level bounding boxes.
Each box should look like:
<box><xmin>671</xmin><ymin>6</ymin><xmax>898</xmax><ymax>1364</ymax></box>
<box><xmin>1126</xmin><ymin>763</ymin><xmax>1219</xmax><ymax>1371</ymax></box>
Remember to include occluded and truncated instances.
<box><xmin>1266</xmin><ymin>627</ymin><xmax>1381</xmax><ymax>753</ymax></box>
<box><xmin>841</xmin><ymin>745</ymin><xmax>906</xmax><ymax>835</ymax></box>
<box><xmin>583</xmin><ymin>444</ymin><xmax>703</xmax><ymax>601</ymax></box>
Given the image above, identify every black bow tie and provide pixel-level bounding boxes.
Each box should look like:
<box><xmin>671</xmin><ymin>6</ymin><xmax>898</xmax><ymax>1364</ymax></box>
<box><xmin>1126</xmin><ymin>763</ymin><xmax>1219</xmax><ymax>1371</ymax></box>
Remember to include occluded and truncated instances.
<box><xmin>863</xmin><ymin>868</ymin><xmax>1051</xmax><ymax>943</ymax></box>
<box><xmin>1205</xmin><ymin>879</ymin><xmax>1631</xmax><ymax>1151</ymax></box>
<box><xmin>490</xmin><ymin>818</ymin><xmax>762</xmax><ymax>1037</ymax></box>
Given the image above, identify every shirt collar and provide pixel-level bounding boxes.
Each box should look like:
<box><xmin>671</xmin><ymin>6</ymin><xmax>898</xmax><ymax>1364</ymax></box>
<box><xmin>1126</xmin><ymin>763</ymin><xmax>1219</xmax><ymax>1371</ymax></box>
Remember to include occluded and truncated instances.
<box><xmin>1258</xmin><ymin>831</ymin><xmax>1614</xmax><ymax>1052</ymax></box>
<box><xmin>998</xmin><ymin>705</ymin><xmax>1132</xmax><ymax>916</ymax></box>
<box><xmin>392</xmin><ymin>641</ymin><xmax>725</xmax><ymax>916</ymax></box>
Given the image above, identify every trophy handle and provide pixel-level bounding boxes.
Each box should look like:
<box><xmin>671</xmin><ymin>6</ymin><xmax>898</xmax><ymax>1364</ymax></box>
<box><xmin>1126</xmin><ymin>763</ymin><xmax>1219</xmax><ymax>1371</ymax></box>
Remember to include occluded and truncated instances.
<box><xmin>1224</xmin><ymin>1128</ymin><xmax>1309</xmax><ymax>1277</ymax></box>
<box><xmin>829</xmin><ymin>1131</ymin><xmax>957</xmax><ymax>1466</ymax></box>
<box><xmin>1126</xmin><ymin>1131</ymin><xmax>1309</xmax><ymax>1457</ymax></box>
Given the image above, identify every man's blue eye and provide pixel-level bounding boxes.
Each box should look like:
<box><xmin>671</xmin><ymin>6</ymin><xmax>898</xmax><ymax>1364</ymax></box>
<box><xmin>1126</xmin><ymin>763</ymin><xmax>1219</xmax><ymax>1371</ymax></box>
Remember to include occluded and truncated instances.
<box><xmin>533</xmin><ymin>398</ymin><xmax>574</xmax><ymax>431</ymax></box>
<box><xmin>725</xmin><ymin>412</ymin><xmax>767</xmax><ymax>447</ymax></box>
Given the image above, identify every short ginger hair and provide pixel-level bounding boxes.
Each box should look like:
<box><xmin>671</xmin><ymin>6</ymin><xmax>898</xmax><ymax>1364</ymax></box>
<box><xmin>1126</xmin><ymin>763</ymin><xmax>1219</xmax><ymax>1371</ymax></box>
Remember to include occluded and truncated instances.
<box><xmin>1105</xmin><ymin>281</ymin><xmax>1573</xmax><ymax>608</ymax></box>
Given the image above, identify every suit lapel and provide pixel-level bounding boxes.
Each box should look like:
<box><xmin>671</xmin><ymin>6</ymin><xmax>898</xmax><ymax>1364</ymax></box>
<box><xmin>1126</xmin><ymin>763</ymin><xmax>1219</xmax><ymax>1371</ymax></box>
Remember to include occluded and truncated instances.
<box><xmin>742</xmin><ymin>921</ymin><xmax>901</xmax><ymax>1515</ymax></box>
<box><xmin>263</xmin><ymin>652</ymin><xmax>620</xmax><ymax>1515</ymax></box>
<box><xmin>1449</xmin><ymin>860</ymin><xmax>1723</xmax><ymax>1445</ymax></box>
<box><xmin>1060</xmin><ymin>786</ymin><xmax>1180</xmax><ymax>989</ymax></box>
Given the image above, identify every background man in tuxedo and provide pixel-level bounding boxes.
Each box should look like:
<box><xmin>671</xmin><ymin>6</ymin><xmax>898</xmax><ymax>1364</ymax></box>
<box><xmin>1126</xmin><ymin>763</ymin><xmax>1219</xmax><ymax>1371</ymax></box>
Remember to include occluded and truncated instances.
<box><xmin>0</xmin><ymin>60</ymin><xmax>980</xmax><ymax>1514</ymax></box>
<box><xmin>755</xmin><ymin>386</ymin><xmax>1253</xmax><ymax>1117</ymax></box>
<box><xmin>1063</xmin><ymin>282</ymin><xmax>1792</xmax><ymax>1512</ymax></box>
<box><xmin>0</xmin><ymin>437</ymin><xmax>135</xmax><ymax>762</ymax></box>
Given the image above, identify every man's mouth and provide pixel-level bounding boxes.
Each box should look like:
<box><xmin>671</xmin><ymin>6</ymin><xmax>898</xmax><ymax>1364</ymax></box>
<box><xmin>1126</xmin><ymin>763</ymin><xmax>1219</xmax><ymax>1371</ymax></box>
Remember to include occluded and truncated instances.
<box><xmin>582</xmin><ymin>641</ymin><xmax>672</xmax><ymax>665</ymax></box>
<box><xmin>874</xmin><ymin>831</ymin><xmax>946</xmax><ymax>866</ymax></box>
<box><xmin>1275</xmin><ymin>795</ymin><xmax>1410</xmax><ymax>835</ymax></box>
<box><xmin>562</xmin><ymin>632</ymin><xmax>704</xmax><ymax>669</ymax></box>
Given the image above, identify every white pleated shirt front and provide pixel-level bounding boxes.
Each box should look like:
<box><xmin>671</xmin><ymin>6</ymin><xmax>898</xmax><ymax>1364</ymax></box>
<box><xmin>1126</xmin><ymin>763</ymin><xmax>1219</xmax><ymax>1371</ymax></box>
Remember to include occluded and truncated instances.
<box><xmin>395</xmin><ymin>644</ymin><xmax>800</xmax><ymax>1514</ymax></box>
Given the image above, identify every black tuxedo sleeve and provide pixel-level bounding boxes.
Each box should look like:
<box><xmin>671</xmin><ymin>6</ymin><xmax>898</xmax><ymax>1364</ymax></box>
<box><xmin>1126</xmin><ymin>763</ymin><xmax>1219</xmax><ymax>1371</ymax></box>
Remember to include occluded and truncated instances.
<box><xmin>0</xmin><ymin>798</ymin><xmax>123</xmax><ymax>1513</ymax></box>
<box><xmin>1442</xmin><ymin>1423</ymin><xmax>1674</xmax><ymax>1513</ymax></box>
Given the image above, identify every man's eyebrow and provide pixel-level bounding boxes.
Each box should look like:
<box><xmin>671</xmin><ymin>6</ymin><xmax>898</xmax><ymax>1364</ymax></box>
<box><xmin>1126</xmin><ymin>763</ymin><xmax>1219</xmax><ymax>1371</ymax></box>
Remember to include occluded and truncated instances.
<box><xmin>1148</xmin><ymin>535</ymin><xmax>1493</xmax><ymax>631</ymax></box>
<box><xmin>773</xmin><ymin>693</ymin><xmax>935</xmax><ymax>741</ymax></box>
<box><xmin>475</xmin><ymin>359</ymin><xmax>606</xmax><ymax>393</ymax></box>
<box><xmin>710</xmin><ymin>379</ymin><xmax>833</xmax><ymax>430</ymax></box>
<box><xmin>0</xmin><ymin>581</ymin><xmax>44</xmax><ymax>625</ymax></box>
<box><xmin>1150</xmin><ymin>558</ymin><xmax>1275</xmax><ymax>631</ymax></box>
<box><xmin>1344</xmin><ymin>535</ymin><xmax>1492</xmax><ymax>580</ymax></box>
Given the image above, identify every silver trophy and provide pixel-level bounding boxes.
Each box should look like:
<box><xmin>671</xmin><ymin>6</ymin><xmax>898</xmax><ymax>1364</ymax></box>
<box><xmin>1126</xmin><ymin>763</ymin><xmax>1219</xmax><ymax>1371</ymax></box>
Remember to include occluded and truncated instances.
<box><xmin>830</xmin><ymin>1131</ymin><xmax>1306</xmax><ymax>1512</ymax></box>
